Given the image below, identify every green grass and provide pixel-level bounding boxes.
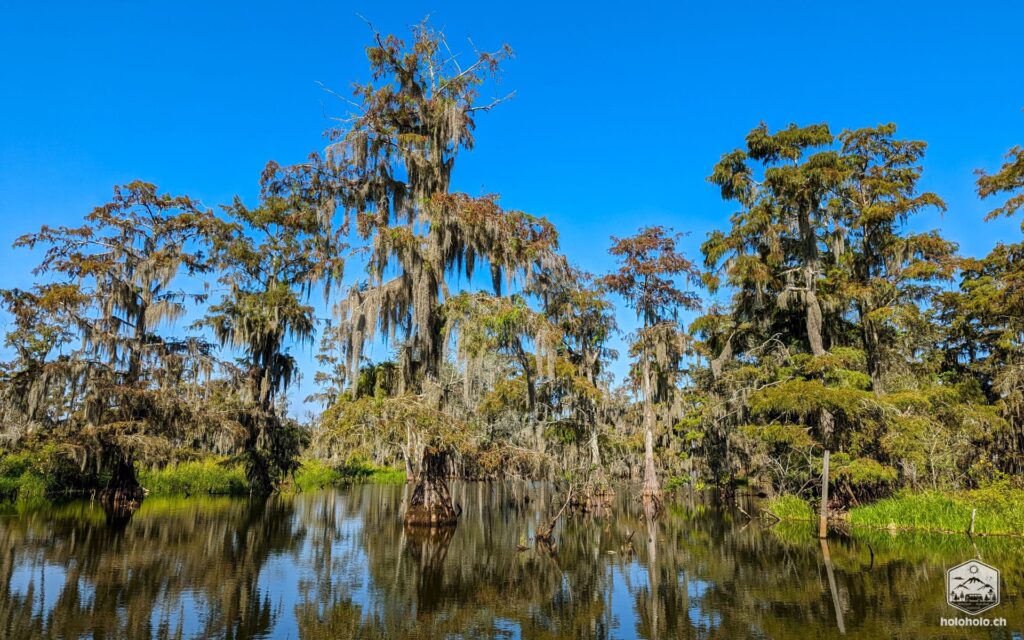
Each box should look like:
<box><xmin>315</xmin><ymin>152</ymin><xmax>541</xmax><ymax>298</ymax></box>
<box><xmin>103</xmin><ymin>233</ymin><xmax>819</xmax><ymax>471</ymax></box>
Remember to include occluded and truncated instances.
<box><xmin>132</xmin><ymin>457</ymin><xmax>405</xmax><ymax>496</ymax></box>
<box><xmin>291</xmin><ymin>459</ymin><xmax>405</xmax><ymax>491</ymax></box>
<box><xmin>138</xmin><ymin>458</ymin><xmax>248</xmax><ymax>496</ymax></box>
<box><xmin>292</xmin><ymin>459</ymin><xmax>342</xmax><ymax>491</ymax></box>
<box><xmin>849</xmin><ymin>487</ymin><xmax>1024</xmax><ymax>536</ymax></box>
<box><xmin>2</xmin><ymin>451</ymin><xmax>406</xmax><ymax>503</ymax></box>
<box><xmin>763</xmin><ymin>494</ymin><xmax>815</xmax><ymax>521</ymax></box>
<box><xmin>346</xmin><ymin>462</ymin><xmax>405</xmax><ymax>484</ymax></box>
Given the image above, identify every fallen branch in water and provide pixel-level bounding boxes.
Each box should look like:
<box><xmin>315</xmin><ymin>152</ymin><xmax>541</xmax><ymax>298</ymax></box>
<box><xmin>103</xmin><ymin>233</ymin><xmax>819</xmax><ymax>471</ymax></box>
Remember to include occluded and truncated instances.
<box><xmin>536</xmin><ymin>484</ymin><xmax>574</xmax><ymax>544</ymax></box>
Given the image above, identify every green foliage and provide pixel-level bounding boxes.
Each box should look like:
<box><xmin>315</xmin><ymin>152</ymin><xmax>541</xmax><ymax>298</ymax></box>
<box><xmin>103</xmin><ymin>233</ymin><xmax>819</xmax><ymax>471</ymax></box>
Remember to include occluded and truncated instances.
<box><xmin>977</xmin><ymin>144</ymin><xmax>1024</xmax><ymax>222</ymax></box>
<box><xmin>291</xmin><ymin>459</ymin><xmax>405</xmax><ymax>492</ymax></box>
<box><xmin>749</xmin><ymin>380</ymin><xmax>873</xmax><ymax>422</ymax></box>
<box><xmin>827</xmin><ymin>453</ymin><xmax>897</xmax><ymax>493</ymax></box>
<box><xmin>665</xmin><ymin>475</ymin><xmax>706</xmax><ymax>491</ymax></box>
<box><xmin>850</xmin><ymin>487</ymin><xmax>1024</xmax><ymax>535</ymax></box>
<box><xmin>137</xmin><ymin>459</ymin><xmax>248</xmax><ymax>496</ymax></box>
<box><xmin>0</xmin><ymin>453</ymin><xmax>46</xmax><ymax>501</ymax></box>
<box><xmin>740</xmin><ymin>424</ymin><xmax>815</xmax><ymax>449</ymax></box>
<box><xmin>0</xmin><ymin>447</ymin><xmax>106</xmax><ymax>501</ymax></box>
<box><xmin>292</xmin><ymin>459</ymin><xmax>341</xmax><ymax>491</ymax></box>
<box><xmin>763</xmin><ymin>495</ymin><xmax>814</xmax><ymax>521</ymax></box>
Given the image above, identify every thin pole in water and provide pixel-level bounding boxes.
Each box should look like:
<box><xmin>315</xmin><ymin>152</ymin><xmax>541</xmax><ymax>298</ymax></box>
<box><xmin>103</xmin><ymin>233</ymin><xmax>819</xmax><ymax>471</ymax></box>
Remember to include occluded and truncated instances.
<box><xmin>819</xmin><ymin>449</ymin><xmax>830</xmax><ymax>539</ymax></box>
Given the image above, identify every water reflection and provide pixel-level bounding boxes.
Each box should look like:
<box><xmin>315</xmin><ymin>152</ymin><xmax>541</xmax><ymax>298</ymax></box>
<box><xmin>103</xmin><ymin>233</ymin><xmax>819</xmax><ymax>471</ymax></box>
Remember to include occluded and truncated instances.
<box><xmin>1</xmin><ymin>484</ymin><xmax>1022</xmax><ymax>639</ymax></box>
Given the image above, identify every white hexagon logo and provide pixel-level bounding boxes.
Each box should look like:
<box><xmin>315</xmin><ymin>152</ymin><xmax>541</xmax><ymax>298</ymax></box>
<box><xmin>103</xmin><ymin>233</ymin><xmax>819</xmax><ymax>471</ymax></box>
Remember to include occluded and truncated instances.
<box><xmin>947</xmin><ymin>560</ymin><xmax>1000</xmax><ymax>615</ymax></box>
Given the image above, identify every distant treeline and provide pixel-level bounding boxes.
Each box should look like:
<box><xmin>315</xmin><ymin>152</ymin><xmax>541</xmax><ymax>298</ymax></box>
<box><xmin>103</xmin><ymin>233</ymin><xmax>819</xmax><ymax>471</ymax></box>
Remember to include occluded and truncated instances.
<box><xmin>1</xmin><ymin>22</ymin><xmax>1022</xmax><ymax>518</ymax></box>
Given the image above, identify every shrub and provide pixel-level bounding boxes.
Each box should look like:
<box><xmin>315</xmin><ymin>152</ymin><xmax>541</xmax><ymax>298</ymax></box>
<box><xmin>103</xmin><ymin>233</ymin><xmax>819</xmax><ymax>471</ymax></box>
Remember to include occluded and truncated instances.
<box><xmin>0</xmin><ymin>447</ymin><xmax>104</xmax><ymax>501</ymax></box>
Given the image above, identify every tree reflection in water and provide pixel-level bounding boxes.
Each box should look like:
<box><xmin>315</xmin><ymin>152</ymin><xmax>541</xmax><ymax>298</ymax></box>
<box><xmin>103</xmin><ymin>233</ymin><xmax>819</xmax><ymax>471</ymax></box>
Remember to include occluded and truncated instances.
<box><xmin>2</xmin><ymin>484</ymin><xmax>1023</xmax><ymax>639</ymax></box>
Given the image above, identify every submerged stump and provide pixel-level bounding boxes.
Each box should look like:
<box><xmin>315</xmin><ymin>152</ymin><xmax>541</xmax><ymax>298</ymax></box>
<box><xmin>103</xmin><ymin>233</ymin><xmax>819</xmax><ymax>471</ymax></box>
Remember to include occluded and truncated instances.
<box><xmin>405</xmin><ymin>448</ymin><xmax>459</xmax><ymax>529</ymax></box>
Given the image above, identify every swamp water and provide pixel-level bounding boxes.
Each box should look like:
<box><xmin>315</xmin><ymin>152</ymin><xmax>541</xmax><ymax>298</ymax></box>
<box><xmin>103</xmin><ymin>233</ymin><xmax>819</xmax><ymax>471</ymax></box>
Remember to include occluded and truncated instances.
<box><xmin>1</xmin><ymin>482</ymin><xmax>1022</xmax><ymax>639</ymax></box>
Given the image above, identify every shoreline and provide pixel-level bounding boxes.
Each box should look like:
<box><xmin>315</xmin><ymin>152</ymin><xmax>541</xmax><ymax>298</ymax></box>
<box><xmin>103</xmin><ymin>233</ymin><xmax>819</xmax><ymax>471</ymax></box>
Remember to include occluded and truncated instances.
<box><xmin>764</xmin><ymin>488</ymin><xmax>1024</xmax><ymax>537</ymax></box>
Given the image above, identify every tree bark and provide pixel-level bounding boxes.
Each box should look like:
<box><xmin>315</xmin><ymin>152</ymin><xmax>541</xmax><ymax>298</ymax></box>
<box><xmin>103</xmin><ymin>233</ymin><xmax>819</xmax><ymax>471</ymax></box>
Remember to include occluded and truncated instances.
<box><xmin>806</xmin><ymin>289</ymin><xmax>827</xmax><ymax>357</ymax></box>
<box><xmin>641</xmin><ymin>353</ymin><xmax>661</xmax><ymax>500</ymax></box>
<box><xmin>98</xmin><ymin>455</ymin><xmax>143</xmax><ymax>514</ymax></box>
<box><xmin>799</xmin><ymin>203</ymin><xmax>826</xmax><ymax>357</ymax></box>
<box><xmin>709</xmin><ymin>332</ymin><xmax>734</xmax><ymax>380</ymax></box>
<box><xmin>405</xmin><ymin>447</ymin><xmax>459</xmax><ymax>528</ymax></box>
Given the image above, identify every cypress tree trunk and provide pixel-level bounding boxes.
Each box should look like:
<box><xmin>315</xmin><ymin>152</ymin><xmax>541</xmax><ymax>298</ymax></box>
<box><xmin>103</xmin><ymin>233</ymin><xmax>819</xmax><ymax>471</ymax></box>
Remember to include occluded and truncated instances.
<box><xmin>243</xmin><ymin>419</ymin><xmax>274</xmax><ymax>497</ymax></box>
<box><xmin>590</xmin><ymin>425</ymin><xmax>602</xmax><ymax>468</ymax></box>
<box><xmin>641</xmin><ymin>352</ymin><xmax>662</xmax><ymax>501</ymax></box>
<box><xmin>800</xmin><ymin>205</ymin><xmax>826</xmax><ymax>358</ymax></box>
<box><xmin>405</xmin><ymin>447</ymin><xmax>458</xmax><ymax>528</ymax></box>
<box><xmin>99</xmin><ymin>455</ymin><xmax>143</xmax><ymax>513</ymax></box>
<box><xmin>246</xmin><ymin>454</ymin><xmax>274</xmax><ymax>497</ymax></box>
<box><xmin>581</xmin><ymin>423</ymin><xmax>613</xmax><ymax>513</ymax></box>
<box><xmin>806</xmin><ymin>290</ymin><xmax>827</xmax><ymax>357</ymax></box>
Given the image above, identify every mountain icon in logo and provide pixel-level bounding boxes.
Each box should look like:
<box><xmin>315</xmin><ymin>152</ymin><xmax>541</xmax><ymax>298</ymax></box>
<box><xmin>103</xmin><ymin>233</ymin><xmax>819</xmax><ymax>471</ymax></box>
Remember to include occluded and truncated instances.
<box><xmin>947</xmin><ymin>560</ymin><xmax>1000</xmax><ymax>615</ymax></box>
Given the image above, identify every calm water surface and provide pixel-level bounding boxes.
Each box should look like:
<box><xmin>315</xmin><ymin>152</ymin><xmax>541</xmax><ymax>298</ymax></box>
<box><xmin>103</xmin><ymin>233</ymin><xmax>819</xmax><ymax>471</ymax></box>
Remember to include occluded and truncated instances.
<box><xmin>1</xmin><ymin>482</ymin><xmax>1022</xmax><ymax>639</ymax></box>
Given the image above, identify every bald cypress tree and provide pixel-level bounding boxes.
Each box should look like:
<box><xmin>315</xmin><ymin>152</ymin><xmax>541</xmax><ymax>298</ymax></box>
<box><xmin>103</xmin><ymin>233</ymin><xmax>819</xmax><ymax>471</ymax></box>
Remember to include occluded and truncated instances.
<box><xmin>600</xmin><ymin>227</ymin><xmax>699</xmax><ymax>502</ymax></box>
<box><xmin>705</xmin><ymin>123</ymin><xmax>844</xmax><ymax>359</ymax></box>
<box><xmin>5</xmin><ymin>183</ymin><xmax>222</xmax><ymax>509</ymax></box>
<box><xmin>947</xmin><ymin>142</ymin><xmax>1024</xmax><ymax>467</ymax></box>
<box><xmin>201</xmin><ymin>165</ymin><xmax>347</xmax><ymax>495</ymax></box>
<box><xmin>314</xmin><ymin>23</ymin><xmax>559</xmax><ymax>527</ymax></box>
<box><xmin>835</xmin><ymin>124</ymin><xmax>955</xmax><ymax>393</ymax></box>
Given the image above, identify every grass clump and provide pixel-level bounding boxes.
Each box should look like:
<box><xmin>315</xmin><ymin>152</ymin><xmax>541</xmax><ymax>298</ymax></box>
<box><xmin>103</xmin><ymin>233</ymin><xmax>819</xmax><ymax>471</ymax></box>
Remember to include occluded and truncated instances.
<box><xmin>849</xmin><ymin>486</ymin><xmax>1024</xmax><ymax>535</ymax></box>
<box><xmin>293</xmin><ymin>459</ymin><xmax>342</xmax><ymax>491</ymax></box>
<box><xmin>763</xmin><ymin>494</ymin><xmax>814</xmax><ymax>521</ymax></box>
<box><xmin>139</xmin><ymin>458</ymin><xmax>248</xmax><ymax>496</ymax></box>
<box><xmin>292</xmin><ymin>459</ymin><xmax>405</xmax><ymax>491</ymax></box>
<box><xmin>342</xmin><ymin>461</ymin><xmax>405</xmax><ymax>484</ymax></box>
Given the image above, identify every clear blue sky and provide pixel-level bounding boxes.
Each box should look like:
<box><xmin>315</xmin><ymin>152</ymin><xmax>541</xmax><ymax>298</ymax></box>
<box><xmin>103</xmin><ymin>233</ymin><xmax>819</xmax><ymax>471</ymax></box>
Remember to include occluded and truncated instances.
<box><xmin>2</xmin><ymin>1</ymin><xmax>1022</xmax><ymax>416</ymax></box>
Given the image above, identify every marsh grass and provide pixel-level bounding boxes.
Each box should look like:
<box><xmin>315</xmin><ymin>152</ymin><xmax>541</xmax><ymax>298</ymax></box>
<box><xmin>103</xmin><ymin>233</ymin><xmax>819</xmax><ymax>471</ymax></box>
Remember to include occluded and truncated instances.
<box><xmin>849</xmin><ymin>487</ymin><xmax>1024</xmax><ymax>535</ymax></box>
<box><xmin>138</xmin><ymin>459</ymin><xmax>248</xmax><ymax>496</ymax></box>
<box><xmin>763</xmin><ymin>494</ymin><xmax>816</xmax><ymax>521</ymax></box>
<box><xmin>291</xmin><ymin>459</ymin><xmax>405</xmax><ymax>492</ymax></box>
<box><xmin>763</xmin><ymin>486</ymin><xmax>1024</xmax><ymax>535</ymax></box>
<box><xmin>3</xmin><ymin>452</ymin><xmax>407</xmax><ymax>502</ymax></box>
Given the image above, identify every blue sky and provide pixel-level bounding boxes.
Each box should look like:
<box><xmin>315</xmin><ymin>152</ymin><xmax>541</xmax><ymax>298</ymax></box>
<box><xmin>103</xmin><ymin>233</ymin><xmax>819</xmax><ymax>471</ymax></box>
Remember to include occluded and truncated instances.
<box><xmin>1</xmin><ymin>1</ymin><xmax>1022</xmax><ymax>417</ymax></box>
